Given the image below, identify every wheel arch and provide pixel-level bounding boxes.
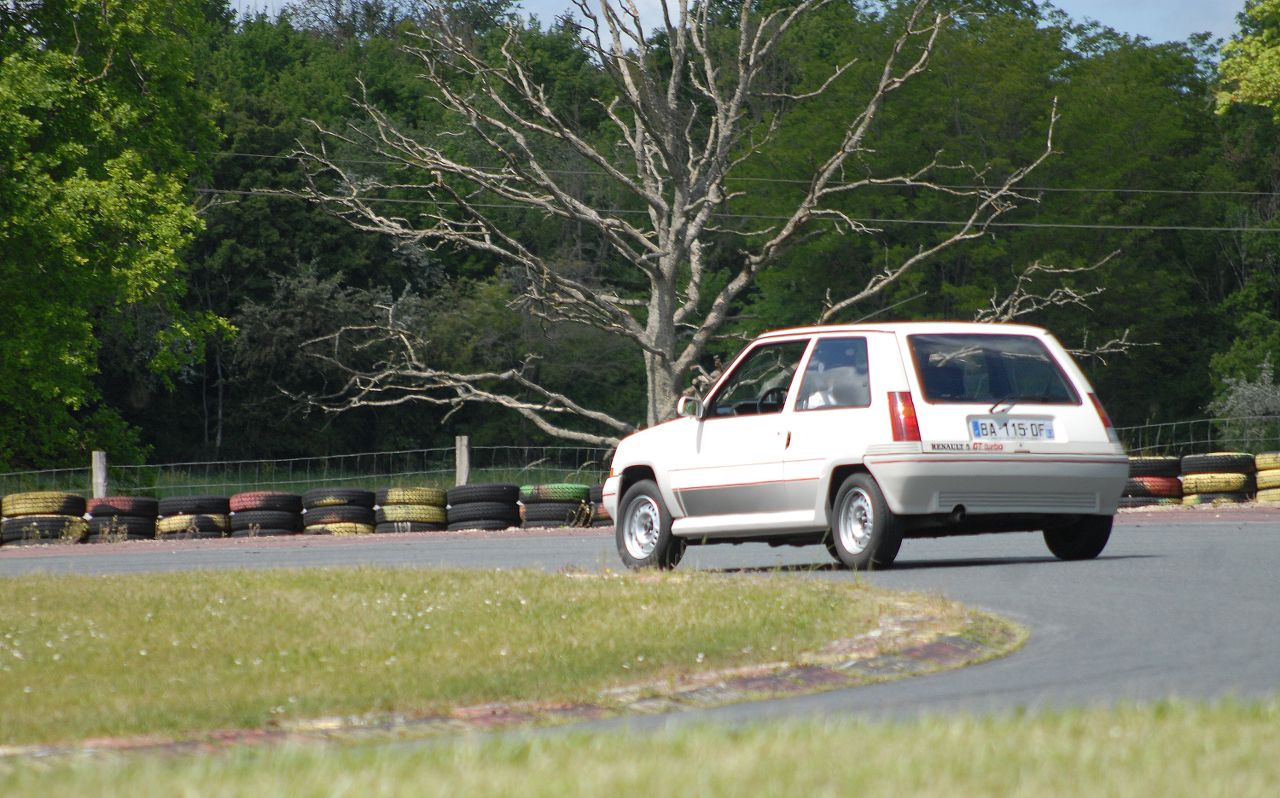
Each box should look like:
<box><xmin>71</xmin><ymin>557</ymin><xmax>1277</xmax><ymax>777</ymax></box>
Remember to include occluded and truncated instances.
<box><xmin>826</xmin><ymin>463</ymin><xmax>872</xmax><ymax>512</ymax></box>
<box><xmin>618</xmin><ymin>465</ymin><xmax>658</xmax><ymax>509</ymax></box>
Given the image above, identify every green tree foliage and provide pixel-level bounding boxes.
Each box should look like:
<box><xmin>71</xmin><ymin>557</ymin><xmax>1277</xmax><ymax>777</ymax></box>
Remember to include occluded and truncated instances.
<box><xmin>0</xmin><ymin>0</ymin><xmax>226</xmax><ymax>468</ymax></box>
<box><xmin>1219</xmin><ymin>0</ymin><xmax>1280</xmax><ymax>116</ymax></box>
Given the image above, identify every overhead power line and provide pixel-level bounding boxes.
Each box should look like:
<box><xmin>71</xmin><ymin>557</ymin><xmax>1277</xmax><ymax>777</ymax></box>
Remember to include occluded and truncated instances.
<box><xmin>205</xmin><ymin>150</ymin><xmax>1280</xmax><ymax>199</ymax></box>
<box><xmin>195</xmin><ymin>187</ymin><xmax>1280</xmax><ymax>233</ymax></box>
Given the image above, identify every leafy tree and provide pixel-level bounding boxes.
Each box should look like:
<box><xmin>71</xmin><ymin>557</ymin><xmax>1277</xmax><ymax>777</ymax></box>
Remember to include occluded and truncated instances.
<box><xmin>1219</xmin><ymin>0</ymin><xmax>1280</xmax><ymax>117</ymax></box>
<box><xmin>0</xmin><ymin>0</ymin><xmax>226</xmax><ymax>468</ymax></box>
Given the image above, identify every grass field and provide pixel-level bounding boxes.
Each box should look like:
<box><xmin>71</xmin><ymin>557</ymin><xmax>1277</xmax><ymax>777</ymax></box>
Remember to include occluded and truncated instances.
<box><xmin>0</xmin><ymin>567</ymin><xmax>983</xmax><ymax>747</ymax></box>
<box><xmin>2</xmin><ymin>700</ymin><xmax>1275</xmax><ymax>796</ymax></box>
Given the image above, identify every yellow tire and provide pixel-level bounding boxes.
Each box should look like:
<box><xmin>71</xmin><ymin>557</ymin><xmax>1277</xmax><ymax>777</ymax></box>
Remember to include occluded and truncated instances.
<box><xmin>302</xmin><ymin>522</ymin><xmax>375</xmax><ymax>535</ymax></box>
<box><xmin>375</xmin><ymin>504</ymin><xmax>447</xmax><ymax>524</ymax></box>
<box><xmin>1256</xmin><ymin>488</ymin><xmax>1280</xmax><ymax>504</ymax></box>
<box><xmin>1181</xmin><ymin>472</ymin><xmax>1250</xmax><ymax>495</ymax></box>
<box><xmin>156</xmin><ymin>514</ymin><xmax>230</xmax><ymax>536</ymax></box>
<box><xmin>376</xmin><ymin>487</ymin><xmax>447</xmax><ymax>508</ymax></box>
<box><xmin>1256</xmin><ymin>470</ymin><xmax>1280</xmax><ymax>491</ymax></box>
<box><xmin>1254</xmin><ymin>452</ymin><xmax>1280</xmax><ymax>471</ymax></box>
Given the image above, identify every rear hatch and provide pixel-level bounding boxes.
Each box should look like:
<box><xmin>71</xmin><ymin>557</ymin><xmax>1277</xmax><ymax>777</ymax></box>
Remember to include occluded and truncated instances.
<box><xmin>901</xmin><ymin>330</ymin><xmax>1115</xmax><ymax>454</ymax></box>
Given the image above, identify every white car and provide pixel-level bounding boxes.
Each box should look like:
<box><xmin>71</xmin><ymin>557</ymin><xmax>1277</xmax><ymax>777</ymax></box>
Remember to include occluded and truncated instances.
<box><xmin>602</xmin><ymin>322</ymin><xmax>1129</xmax><ymax>570</ymax></box>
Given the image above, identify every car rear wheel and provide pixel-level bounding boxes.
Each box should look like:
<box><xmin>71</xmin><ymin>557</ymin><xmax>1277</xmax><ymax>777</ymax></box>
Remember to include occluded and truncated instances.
<box><xmin>1043</xmin><ymin>515</ymin><xmax>1112</xmax><ymax>561</ymax></box>
<box><xmin>616</xmin><ymin>479</ymin><xmax>685</xmax><ymax>570</ymax></box>
<box><xmin>829</xmin><ymin>473</ymin><xmax>902</xmax><ymax>570</ymax></box>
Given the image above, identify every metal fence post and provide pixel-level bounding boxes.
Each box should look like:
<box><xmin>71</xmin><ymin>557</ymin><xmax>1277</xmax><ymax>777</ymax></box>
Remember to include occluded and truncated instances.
<box><xmin>455</xmin><ymin>435</ymin><xmax>470</xmax><ymax>486</ymax></box>
<box><xmin>91</xmin><ymin>450</ymin><xmax>108</xmax><ymax>498</ymax></box>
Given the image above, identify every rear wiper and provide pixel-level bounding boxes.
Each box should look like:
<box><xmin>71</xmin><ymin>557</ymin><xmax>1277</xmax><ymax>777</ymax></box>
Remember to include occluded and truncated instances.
<box><xmin>988</xmin><ymin>393</ymin><xmax>1055</xmax><ymax>413</ymax></box>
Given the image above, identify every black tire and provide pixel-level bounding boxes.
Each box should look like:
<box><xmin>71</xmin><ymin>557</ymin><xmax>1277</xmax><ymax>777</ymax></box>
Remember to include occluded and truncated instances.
<box><xmin>229</xmin><ymin>492</ymin><xmax>303</xmax><ymax>513</ymax></box>
<box><xmin>522</xmin><ymin>501</ymin><xmax>588</xmax><ymax>527</ymax></box>
<box><xmin>1118</xmin><ymin>496</ymin><xmax>1180</xmax><ymax>509</ymax></box>
<box><xmin>376</xmin><ymin>521</ymin><xmax>447</xmax><ymax>534</ymax></box>
<box><xmin>230</xmin><ymin>510</ymin><xmax>303</xmax><ymax>533</ymax></box>
<box><xmin>375</xmin><ymin>505</ymin><xmax>448</xmax><ymax>525</ymax></box>
<box><xmin>447</xmin><ymin>519</ymin><xmax>517</xmax><ymax>531</ymax></box>
<box><xmin>301</xmin><ymin>488</ymin><xmax>375</xmax><ymax>509</ymax></box>
<box><xmin>827</xmin><ymin>473</ymin><xmax>902</xmax><ymax>570</ymax></box>
<box><xmin>88</xmin><ymin>515</ymin><xmax>156</xmax><ymax>538</ymax></box>
<box><xmin>2</xmin><ymin>492</ymin><xmax>86</xmax><ymax>518</ymax></box>
<box><xmin>87</xmin><ymin>496</ymin><xmax>158</xmax><ymax>518</ymax></box>
<box><xmin>615</xmin><ymin>479</ymin><xmax>684</xmax><ymax>570</ymax></box>
<box><xmin>303</xmin><ymin>505</ymin><xmax>375</xmax><ymax>526</ymax></box>
<box><xmin>229</xmin><ymin>528</ymin><xmax>298</xmax><ymax>538</ymax></box>
<box><xmin>376</xmin><ymin>487</ymin><xmax>447</xmax><ymax>508</ymax></box>
<box><xmin>447</xmin><ymin>483</ymin><xmax>519</xmax><ymax>506</ymax></box>
<box><xmin>1044</xmin><ymin>515</ymin><xmax>1112</xmax><ymax>560</ymax></box>
<box><xmin>589</xmin><ymin>484</ymin><xmax>604</xmax><ymax>504</ymax></box>
<box><xmin>1127</xmin><ymin>456</ymin><xmax>1181</xmax><ymax>478</ymax></box>
<box><xmin>520</xmin><ymin>483</ymin><xmax>591</xmax><ymax>503</ymax></box>
<box><xmin>2</xmin><ymin>515</ymin><xmax>88</xmax><ymax>544</ymax></box>
<box><xmin>445</xmin><ymin>501</ymin><xmax>520</xmax><ymax>525</ymax></box>
<box><xmin>159</xmin><ymin>496</ymin><xmax>230</xmax><ymax>516</ymax></box>
<box><xmin>1181</xmin><ymin>452</ymin><xmax>1255</xmax><ymax>475</ymax></box>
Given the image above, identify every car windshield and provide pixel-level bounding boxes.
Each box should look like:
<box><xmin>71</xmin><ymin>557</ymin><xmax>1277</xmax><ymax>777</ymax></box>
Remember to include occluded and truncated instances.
<box><xmin>908</xmin><ymin>333</ymin><xmax>1079</xmax><ymax>405</ymax></box>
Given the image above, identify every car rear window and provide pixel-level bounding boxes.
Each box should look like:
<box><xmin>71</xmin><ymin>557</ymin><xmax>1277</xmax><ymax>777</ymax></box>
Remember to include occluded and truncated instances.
<box><xmin>908</xmin><ymin>333</ymin><xmax>1080</xmax><ymax>405</ymax></box>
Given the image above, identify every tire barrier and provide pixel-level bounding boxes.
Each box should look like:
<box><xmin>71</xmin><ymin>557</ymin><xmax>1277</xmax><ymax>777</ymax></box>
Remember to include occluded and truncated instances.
<box><xmin>374</xmin><ymin>486</ymin><xmax>447</xmax><ymax>533</ymax></box>
<box><xmin>88</xmin><ymin>495</ymin><xmax>159</xmax><ymax>543</ymax></box>
<box><xmin>301</xmin><ymin>488</ymin><xmax>376</xmax><ymax>535</ymax></box>
<box><xmin>1180</xmin><ymin>451</ymin><xmax>1254</xmax><ymax>506</ymax></box>
<box><xmin>519</xmin><ymin>483</ymin><xmax>592</xmax><ymax>528</ymax></box>
<box><xmin>2</xmin><ymin>491</ymin><xmax>86</xmax><ymax>518</ymax></box>
<box><xmin>2</xmin><ymin>514</ymin><xmax>88</xmax><ymax>545</ymax></box>
<box><xmin>156</xmin><ymin>496</ymin><xmax>231</xmax><ymax>540</ymax></box>
<box><xmin>1127</xmin><ymin>456</ymin><xmax>1181</xmax><ymax>478</ymax></box>
<box><xmin>446</xmin><ymin>484</ymin><xmax>520</xmax><ymax>531</ymax></box>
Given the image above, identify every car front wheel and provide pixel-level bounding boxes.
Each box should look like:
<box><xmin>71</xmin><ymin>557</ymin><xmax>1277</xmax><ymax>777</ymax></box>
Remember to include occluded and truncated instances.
<box><xmin>1043</xmin><ymin>515</ymin><xmax>1112</xmax><ymax>561</ymax></box>
<box><xmin>828</xmin><ymin>473</ymin><xmax>902</xmax><ymax>570</ymax></box>
<box><xmin>616</xmin><ymin>479</ymin><xmax>685</xmax><ymax>570</ymax></box>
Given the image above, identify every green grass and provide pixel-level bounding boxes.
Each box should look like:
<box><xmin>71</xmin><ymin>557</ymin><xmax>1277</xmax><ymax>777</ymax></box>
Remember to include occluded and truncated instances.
<box><xmin>2</xmin><ymin>700</ymin><xmax>1276</xmax><ymax>796</ymax></box>
<box><xmin>0</xmin><ymin>568</ymin><xmax>972</xmax><ymax>746</ymax></box>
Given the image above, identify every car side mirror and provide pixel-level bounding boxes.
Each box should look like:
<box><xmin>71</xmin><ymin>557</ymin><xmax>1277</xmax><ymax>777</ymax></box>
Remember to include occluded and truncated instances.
<box><xmin>676</xmin><ymin>396</ymin><xmax>704</xmax><ymax>420</ymax></box>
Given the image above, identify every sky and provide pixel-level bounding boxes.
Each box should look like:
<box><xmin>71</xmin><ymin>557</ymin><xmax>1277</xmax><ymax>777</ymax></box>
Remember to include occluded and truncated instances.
<box><xmin>233</xmin><ymin>1</ymin><xmax>1245</xmax><ymax>44</ymax></box>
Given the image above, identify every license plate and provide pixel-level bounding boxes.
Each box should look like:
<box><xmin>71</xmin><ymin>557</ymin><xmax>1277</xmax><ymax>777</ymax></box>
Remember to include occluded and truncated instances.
<box><xmin>969</xmin><ymin>416</ymin><xmax>1055</xmax><ymax>441</ymax></box>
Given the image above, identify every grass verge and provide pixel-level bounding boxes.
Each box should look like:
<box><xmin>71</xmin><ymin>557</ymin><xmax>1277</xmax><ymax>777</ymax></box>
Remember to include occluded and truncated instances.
<box><xmin>2</xmin><ymin>699</ymin><xmax>1276</xmax><ymax>796</ymax></box>
<box><xmin>0</xmin><ymin>567</ymin><xmax>988</xmax><ymax>747</ymax></box>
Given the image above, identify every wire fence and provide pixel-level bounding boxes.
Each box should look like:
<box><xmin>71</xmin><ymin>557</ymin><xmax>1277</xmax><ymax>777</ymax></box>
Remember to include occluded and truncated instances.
<box><xmin>0</xmin><ymin>443</ymin><xmax>613</xmax><ymax>499</ymax></box>
<box><xmin>4</xmin><ymin>416</ymin><xmax>1278</xmax><ymax>499</ymax></box>
<box><xmin>1116</xmin><ymin>415</ymin><xmax>1280</xmax><ymax>456</ymax></box>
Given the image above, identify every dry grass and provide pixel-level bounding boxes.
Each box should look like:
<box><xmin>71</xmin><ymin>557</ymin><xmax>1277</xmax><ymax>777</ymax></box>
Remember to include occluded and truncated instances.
<box><xmin>0</xmin><ymin>567</ymin><xmax>967</xmax><ymax>746</ymax></box>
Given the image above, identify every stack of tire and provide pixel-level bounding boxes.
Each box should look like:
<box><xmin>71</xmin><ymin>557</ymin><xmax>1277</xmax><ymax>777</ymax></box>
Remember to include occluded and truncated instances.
<box><xmin>1121</xmin><ymin>456</ymin><xmax>1183</xmax><ymax>508</ymax></box>
<box><xmin>520</xmin><ymin>483</ymin><xmax>591</xmax><ymax>528</ymax></box>
<box><xmin>589</xmin><ymin>483</ymin><xmax>611</xmax><ymax>526</ymax></box>
<box><xmin>375</xmin><ymin>487</ymin><xmax>447</xmax><ymax>533</ymax></box>
<box><xmin>157</xmin><ymin>496</ymin><xmax>231</xmax><ymax>538</ymax></box>
<box><xmin>302</xmin><ymin>488</ymin><xmax>375</xmax><ymax>535</ymax></box>
<box><xmin>446</xmin><ymin>484</ymin><xmax>520</xmax><ymax>531</ymax></box>
<box><xmin>1180</xmin><ymin>452</ymin><xmax>1255</xmax><ymax>506</ymax></box>
<box><xmin>1256</xmin><ymin>452</ymin><xmax>1280</xmax><ymax>505</ymax></box>
<box><xmin>87</xmin><ymin>496</ymin><xmax>158</xmax><ymax>542</ymax></box>
<box><xmin>1</xmin><ymin>492</ymin><xmax>88</xmax><ymax>545</ymax></box>
<box><xmin>229</xmin><ymin>492</ymin><xmax>303</xmax><ymax>537</ymax></box>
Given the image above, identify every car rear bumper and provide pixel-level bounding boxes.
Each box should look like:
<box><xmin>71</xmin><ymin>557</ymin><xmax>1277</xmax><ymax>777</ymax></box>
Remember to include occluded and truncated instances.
<box><xmin>866</xmin><ymin>452</ymin><xmax>1129</xmax><ymax>516</ymax></box>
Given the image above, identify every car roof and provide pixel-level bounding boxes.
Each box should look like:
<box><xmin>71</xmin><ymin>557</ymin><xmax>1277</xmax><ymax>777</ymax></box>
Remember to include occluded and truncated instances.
<box><xmin>755</xmin><ymin>321</ymin><xmax>1051</xmax><ymax>340</ymax></box>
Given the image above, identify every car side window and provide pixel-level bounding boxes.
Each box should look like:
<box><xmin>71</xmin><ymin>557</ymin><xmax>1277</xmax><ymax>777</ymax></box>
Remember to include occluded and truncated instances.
<box><xmin>797</xmin><ymin>338</ymin><xmax>871</xmax><ymax>411</ymax></box>
<box><xmin>708</xmin><ymin>341</ymin><xmax>809</xmax><ymax>417</ymax></box>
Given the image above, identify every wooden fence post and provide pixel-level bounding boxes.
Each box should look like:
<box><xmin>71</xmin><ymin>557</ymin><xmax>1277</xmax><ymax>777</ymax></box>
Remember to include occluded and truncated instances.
<box><xmin>455</xmin><ymin>435</ymin><xmax>470</xmax><ymax>486</ymax></box>
<box><xmin>91</xmin><ymin>450</ymin><xmax>108</xmax><ymax>498</ymax></box>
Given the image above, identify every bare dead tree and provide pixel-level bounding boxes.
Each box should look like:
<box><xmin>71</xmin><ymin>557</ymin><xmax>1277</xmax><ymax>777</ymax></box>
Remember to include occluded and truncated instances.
<box><xmin>293</xmin><ymin>0</ymin><xmax>1060</xmax><ymax>443</ymax></box>
<box><xmin>974</xmin><ymin>251</ymin><xmax>1150</xmax><ymax>364</ymax></box>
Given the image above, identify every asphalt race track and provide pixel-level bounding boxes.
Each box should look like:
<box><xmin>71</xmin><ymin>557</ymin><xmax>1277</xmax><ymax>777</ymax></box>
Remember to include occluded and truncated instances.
<box><xmin>1</xmin><ymin>508</ymin><xmax>1277</xmax><ymax>724</ymax></box>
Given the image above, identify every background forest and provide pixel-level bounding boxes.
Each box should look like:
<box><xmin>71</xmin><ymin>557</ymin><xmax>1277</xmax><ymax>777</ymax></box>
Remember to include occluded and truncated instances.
<box><xmin>4</xmin><ymin>0</ymin><xmax>1280</xmax><ymax>469</ymax></box>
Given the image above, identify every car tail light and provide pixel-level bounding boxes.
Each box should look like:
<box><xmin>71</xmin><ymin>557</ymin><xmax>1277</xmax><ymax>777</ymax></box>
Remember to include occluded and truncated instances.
<box><xmin>888</xmin><ymin>391</ymin><xmax>921</xmax><ymax>442</ymax></box>
<box><xmin>1088</xmin><ymin>393</ymin><xmax>1120</xmax><ymax>444</ymax></box>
